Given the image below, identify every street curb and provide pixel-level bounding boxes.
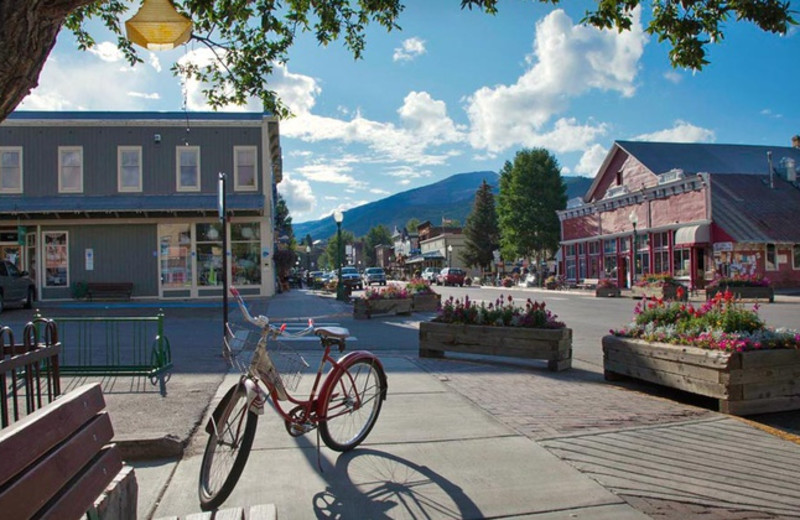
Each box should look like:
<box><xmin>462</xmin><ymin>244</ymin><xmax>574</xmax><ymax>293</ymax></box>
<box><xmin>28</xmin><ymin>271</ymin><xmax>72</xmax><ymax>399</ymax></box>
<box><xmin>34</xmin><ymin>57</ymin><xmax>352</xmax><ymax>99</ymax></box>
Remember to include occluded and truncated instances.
<box><xmin>117</xmin><ymin>433</ymin><xmax>184</xmax><ymax>461</ymax></box>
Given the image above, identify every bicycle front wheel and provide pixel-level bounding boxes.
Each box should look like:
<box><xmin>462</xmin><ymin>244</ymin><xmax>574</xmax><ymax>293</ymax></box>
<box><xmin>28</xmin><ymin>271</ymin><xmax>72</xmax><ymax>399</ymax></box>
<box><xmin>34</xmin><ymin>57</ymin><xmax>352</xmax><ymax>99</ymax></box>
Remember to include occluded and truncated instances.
<box><xmin>320</xmin><ymin>357</ymin><xmax>386</xmax><ymax>452</ymax></box>
<box><xmin>198</xmin><ymin>384</ymin><xmax>258</xmax><ymax>510</ymax></box>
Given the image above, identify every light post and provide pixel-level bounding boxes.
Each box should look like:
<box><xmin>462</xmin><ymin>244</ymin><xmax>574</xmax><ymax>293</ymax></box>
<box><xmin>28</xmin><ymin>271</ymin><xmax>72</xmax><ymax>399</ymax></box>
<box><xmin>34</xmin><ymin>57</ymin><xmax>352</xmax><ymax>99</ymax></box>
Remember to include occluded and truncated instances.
<box><xmin>305</xmin><ymin>244</ymin><xmax>311</xmax><ymax>272</ymax></box>
<box><xmin>447</xmin><ymin>244</ymin><xmax>453</xmax><ymax>268</ymax></box>
<box><xmin>629</xmin><ymin>211</ymin><xmax>639</xmax><ymax>286</ymax></box>
<box><xmin>333</xmin><ymin>210</ymin><xmax>346</xmax><ymax>301</ymax></box>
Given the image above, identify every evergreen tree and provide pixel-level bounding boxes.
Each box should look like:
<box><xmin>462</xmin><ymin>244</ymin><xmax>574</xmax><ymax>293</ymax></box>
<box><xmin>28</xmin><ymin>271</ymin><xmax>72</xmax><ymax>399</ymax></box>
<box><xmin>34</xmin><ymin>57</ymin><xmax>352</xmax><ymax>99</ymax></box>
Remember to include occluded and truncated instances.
<box><xmin>363</xmin><ymin>225</ymin><xmax>393</xmax><ymax>267</ymax></box>
<box><xmin>274</xmin><ymin>193</ymin><xmax>297</xmax><ymax>275</ymax></box>
<box><xmin>462</xmin><ymin>180</ymin><xmax>499</xmax><ymax>274</ymax></box>
<box><xmin>496</xmin><ymin>148</ymin><xmax>566</xmax><ymax>280</ymax></box>
<box><xmin>405</xmin><ymin>218</ymin><xmax>421</xmax><ymax>234</ymax></box>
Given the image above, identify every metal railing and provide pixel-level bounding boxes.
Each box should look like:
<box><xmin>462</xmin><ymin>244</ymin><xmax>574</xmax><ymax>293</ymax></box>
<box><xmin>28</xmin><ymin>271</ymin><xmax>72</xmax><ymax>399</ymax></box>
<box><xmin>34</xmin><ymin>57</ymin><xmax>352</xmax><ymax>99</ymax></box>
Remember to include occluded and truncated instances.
<box><xmin>1</xmin><ymin>318</ymin><xmax>61</xmax><ymax>429</ymax></box>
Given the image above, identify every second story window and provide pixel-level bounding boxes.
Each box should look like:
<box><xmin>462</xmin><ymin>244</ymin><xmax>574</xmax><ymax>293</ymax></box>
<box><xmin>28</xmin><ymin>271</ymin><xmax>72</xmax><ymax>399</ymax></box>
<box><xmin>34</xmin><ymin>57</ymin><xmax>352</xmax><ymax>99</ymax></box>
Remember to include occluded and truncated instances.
<box><xmin>118</xmin><ymin>146</ymin><xmax>142</xmax><ymax>192</ymax></box>
<box><xmin>234</xmin><ymin>146</ymin><xmax>257</xmax><ymax>191</ymax></box>
<box><xmin>177</xmin><ymin>146</ymin><xmax>200</xmax><ymax>191</ymax></box>
<box><xmin>0</xmin><ymin>147</ymin><xmax>23</xmax><ymax>194</ymax></box>
<box><xmin>59</xmin><ymin>146</ymin><xmax>83</xmax><ymax>193</ymax></box>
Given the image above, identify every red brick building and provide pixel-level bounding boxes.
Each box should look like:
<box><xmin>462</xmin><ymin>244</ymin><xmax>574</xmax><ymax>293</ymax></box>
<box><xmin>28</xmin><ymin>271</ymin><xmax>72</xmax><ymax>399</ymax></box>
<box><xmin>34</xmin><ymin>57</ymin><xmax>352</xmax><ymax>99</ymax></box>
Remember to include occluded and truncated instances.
<box><xmin>557</xmin><ymin>140</ymin><xmax>800</xmax><ymax>289</ymax></box>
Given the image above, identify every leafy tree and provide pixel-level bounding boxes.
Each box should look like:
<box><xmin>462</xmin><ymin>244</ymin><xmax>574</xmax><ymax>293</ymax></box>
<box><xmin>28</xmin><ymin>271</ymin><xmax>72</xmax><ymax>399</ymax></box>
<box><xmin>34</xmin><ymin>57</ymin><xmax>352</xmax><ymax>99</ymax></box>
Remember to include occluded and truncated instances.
<box><xmin>324</xmin><ymin>230</ymin><xmax>355</xmax><ymax>270</ymax></box>
<box><xmin>304</xmin><ymin>234</ymin><xmax>313</xmax><ymax>248</ymax></box>
<box><xmin>274</xmin><ymin>193</ymin><xmax>296</xmax><ymax>275</ymax></box>
<box><xmin>1</xmin><ymin>1</ymin><xmax>795</xmax><ymax>123</ymax></box>
<box><xmin>496</xmin><ymin>148</ymin><xmax>566</xmax><ymax>281</ymax></box>
<box><xmin>363</xmin><ymin>225</ymin><xmax>393</xmax><ymax>267</ymax></box>
<box><xmin>462</xmin><ymin>180</ymin><xmax>499</xmax><ymax>274</ymax></box>
<box><xmin>405</xmin><ymin>218</ymin><xmax>420</xmax><ymax>234</ymax></box>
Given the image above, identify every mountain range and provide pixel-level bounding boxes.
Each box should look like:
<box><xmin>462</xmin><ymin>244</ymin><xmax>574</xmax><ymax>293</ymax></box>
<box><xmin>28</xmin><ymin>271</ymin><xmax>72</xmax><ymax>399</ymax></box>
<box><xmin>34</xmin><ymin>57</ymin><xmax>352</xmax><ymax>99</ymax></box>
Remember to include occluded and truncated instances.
<box><xmin>292</xmin><ymin>171</ymin><xmax>594</xmax><ymax>240</ymax></box>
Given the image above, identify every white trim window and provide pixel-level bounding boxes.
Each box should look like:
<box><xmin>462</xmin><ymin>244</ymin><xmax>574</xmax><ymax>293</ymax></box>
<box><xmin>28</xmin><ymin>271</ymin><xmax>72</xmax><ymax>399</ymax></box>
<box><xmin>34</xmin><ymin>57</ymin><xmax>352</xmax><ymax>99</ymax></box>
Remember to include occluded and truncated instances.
<box><xmin>58</xmin><ymin>146</ymin><xmax>83</xmax><ymax>193</ymax></box>
<box><xmin>234</xmin><ymin>146</ymin><xmax>257</xmax><ymax>191</ymax></box>
<box><xmin>766</xmin><ymin>243</ymin><xmax>777</xmax><ymax>271</ymax></box>
<box><xmin>118</xmin><ymin>146</ymin><xmax>142</xmax><ymax>192</ymax></box>
<box><xmin>0</xmin><ymin>147</ymin><xmax>23</xmax><ymax>194</ymax></box>
<box><xmin>176</xmin><ymin>146</ymin><xmax>200</xmax><ymax>192</ymax></box>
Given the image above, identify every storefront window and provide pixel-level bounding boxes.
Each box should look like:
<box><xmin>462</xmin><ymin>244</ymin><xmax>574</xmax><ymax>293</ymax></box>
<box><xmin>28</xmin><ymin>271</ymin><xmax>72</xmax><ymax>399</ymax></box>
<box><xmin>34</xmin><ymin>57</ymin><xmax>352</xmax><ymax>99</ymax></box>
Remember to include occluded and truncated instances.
<box><xmin>673</xmin><ymin>248</ymin><xmax>691</xmax><ymax>277</ymax></box>
<box><xmin>766</xmin><ymin>244</ymin><xmax>777</xmax><ymax>271</ymax></box>
<box><xmin>44</xmin><ymin>231</ymin><xmax>68</xmax><ymax>287</ymax></box>
<box><xmin>159</xmin><ymin>224</ymin><xmax>192</xmax><ymax>289</ymax></box>
<box><xmin>794</xmin><ymin>244</ymin><xmax>800</xmax><ymax>270</ymax></box>
<box><xmin>197</xmin><ymin>223</ymin><xmax>223</xmax><ymax>286</ymax></box>
<box><xmin>231</xmin><ymin>223</ymin><xmax>261</xmax><ymax>286</ymax></box>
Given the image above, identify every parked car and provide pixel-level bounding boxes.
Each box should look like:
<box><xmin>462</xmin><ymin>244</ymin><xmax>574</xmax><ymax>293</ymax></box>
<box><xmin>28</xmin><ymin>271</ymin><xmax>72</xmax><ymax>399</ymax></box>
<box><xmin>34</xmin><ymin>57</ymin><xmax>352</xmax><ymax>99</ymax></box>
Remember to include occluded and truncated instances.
<box><xmin>339</xmin><ymin>266</ymin><xmax>363</xmax><ymax>290</ymax></box>
<box><xmin>0</xmin><ymin>260</ymin><xmax>35</xmax><ymax>313</ymax></box>
<box><xmin>363</xmin><ymin>267</ymin><xmax>387</xmax><ymax>286</ymax></box>
<box><xmin>421</xmin><ymin>267</ymin><xmax>439</xmax><ymax>282</ymax></box>
<box><xmin>522</xmin><ymin>272</ymin><xmax>537</xmax><ymax>287</ymax></box>
<box><xmin>437</xmin><ymin>267</ymin><xmax>466</xmax><ymax>287</ymax></box>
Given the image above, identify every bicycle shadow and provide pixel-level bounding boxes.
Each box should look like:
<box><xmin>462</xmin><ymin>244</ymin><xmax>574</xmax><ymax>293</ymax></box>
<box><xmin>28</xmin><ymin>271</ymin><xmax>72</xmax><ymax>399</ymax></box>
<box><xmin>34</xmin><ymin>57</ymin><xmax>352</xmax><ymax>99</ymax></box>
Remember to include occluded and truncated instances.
<box><xmin>294</xmin><ymin>437</ymin><xmax>484</xmax><ymax>519</ymax></box>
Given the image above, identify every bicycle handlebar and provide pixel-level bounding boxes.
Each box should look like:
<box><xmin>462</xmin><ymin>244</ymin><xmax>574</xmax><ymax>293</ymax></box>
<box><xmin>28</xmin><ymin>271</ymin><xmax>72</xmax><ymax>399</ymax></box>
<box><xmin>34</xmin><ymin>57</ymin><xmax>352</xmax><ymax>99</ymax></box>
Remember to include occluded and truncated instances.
<box><xmin>229</xmin><ymin>286</ymin><xmax>315</xmax><ymax>337</ymax></box>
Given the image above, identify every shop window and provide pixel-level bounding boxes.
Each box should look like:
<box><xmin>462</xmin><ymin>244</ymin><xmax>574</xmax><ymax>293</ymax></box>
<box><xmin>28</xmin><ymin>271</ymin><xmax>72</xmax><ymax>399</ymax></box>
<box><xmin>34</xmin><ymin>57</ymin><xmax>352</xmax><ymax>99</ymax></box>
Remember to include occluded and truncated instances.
<box><xmin>565</xmin><ymin>258</ymin><xmax>576</xmax><ymax>280</ymax></box>
<box><xmin>159</xmin><ymin>224</ymin><xmax>192</xmax><ymax>289</ymax></box>
<box><xmin>673</xmin><ymin>248</ymin><xmax>691</xmax><ymax>277</ymax></box>
<box><xmin>603</xmin><ymin>239</ymin><xmax>617</xmax><ymax>255</ymax></box>
<box><xmin>118</xmin><ymin>146</ymin><xmax>142</xmax><ymax>192</ymax></box>
<box><xmin>794</xmin><ymin>244</ymin><xmax>800</xmax><ymax>270</ymax></box>
<box><xmin>231</xmin><ymin>223</ymin><xmax>261</xmax><ymax>286</ymax></box>
<box><xmin>766</xmin><ymin>243</ymin><xmax>777</xmax><ymax>271</ymax></box>
<box><xmin>59</xmin><ymin>146</ymin><xmax>83</xmax><ymax>193</ymax></box>
<box><xmin>44</xmin><ymin>231</ymin><xmax>68</xmax><ymax>287</ymax></box>
<box><xmin>197</xmin><ymin>223</ymin><xmax>223</xmax><ymax>286</ymax></box>
<box><xmin>620</xmin><ymin>237</ymin><xmax>630</xmax><ymax>253</ymax></box>
<box><xmin>234</xmin><ymin>146</ymin><xmax>257</xmax><ymax>191</ymax></box>
<box><xmin>0</xmin><ymin>147</ymin><xmax>22</xmax><ymax>194</ymax></box>
<box><xmin>177</xmin><ymin>146</ymin><xmax>200</xmax><ymax>192</ymax></box>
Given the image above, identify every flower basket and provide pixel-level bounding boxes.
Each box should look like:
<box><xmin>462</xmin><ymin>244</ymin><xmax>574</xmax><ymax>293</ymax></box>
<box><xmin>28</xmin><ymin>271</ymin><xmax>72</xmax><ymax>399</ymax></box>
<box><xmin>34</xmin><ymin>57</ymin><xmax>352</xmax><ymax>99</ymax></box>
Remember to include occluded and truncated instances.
<box><xmin>603</xmin><ymin>335</ymin><xmax>800</xmax><ymax>415</ymax></box>
<box><xmin>630</xmin><ymin>282</ymin><xmax>687</xmax><ymax>301</ymax></box>
<box><xmin>595</xmin><ymin>286</ymin><xmax>621</xmax><ymax>297</ymax></box>
<box><xmin>706</xmin><ymin>286</ymin><xmax>774</xmax><ymax>303</ymax></box>
<box><xmin>412</xmin><ymin>293</ymin><xmax>441</xmax><ymax>312</ymax></box>
<box><xmin>353</xmin><ymin>297</ymin><xmax>413</xmax><ymax>319</ymax></box>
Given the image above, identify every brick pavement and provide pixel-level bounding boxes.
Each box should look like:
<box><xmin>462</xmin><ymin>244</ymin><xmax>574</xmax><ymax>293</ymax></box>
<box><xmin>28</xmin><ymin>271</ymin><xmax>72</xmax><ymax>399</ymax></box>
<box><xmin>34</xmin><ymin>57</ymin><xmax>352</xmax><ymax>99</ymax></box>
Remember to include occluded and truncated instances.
<box><xmin>413</xmin><ymin>355</ymin><xmax>800</xmax><ymax>519</ymax></box>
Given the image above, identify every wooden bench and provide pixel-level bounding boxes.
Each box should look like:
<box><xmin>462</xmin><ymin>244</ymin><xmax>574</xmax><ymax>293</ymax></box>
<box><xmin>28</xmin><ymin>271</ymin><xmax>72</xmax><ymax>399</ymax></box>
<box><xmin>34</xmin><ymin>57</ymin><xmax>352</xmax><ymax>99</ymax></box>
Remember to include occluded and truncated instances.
<box><xmin>0</xmin><ymin>383</ymin><xmax>137</xmax><ymax>519</ymax></box>
<box><xmin>87</xmin><ymin>282</ymin><xmax>134</xmax><ymax>301</ymax></box>
<box><xmin>577</xmin><ymin>278</ymin><xmax>600</xmax><ymax>290</ymax></box>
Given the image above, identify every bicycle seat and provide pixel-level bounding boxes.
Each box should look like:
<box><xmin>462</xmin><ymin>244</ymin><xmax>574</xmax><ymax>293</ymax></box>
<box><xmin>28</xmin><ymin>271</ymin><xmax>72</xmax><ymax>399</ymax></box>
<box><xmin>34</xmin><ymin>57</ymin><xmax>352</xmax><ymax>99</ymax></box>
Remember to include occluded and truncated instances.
<box><xmin>315</xmin><ymin>326</ymin><xmax>349</xmax><ymax>339</ymax></box>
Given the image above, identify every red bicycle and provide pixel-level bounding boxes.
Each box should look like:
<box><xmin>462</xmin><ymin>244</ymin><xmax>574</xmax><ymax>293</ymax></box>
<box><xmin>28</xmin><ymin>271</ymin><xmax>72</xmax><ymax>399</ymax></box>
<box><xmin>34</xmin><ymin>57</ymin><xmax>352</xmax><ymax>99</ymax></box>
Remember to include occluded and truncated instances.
<box><xmin>198</xmin><ymin>287</ymin><xmax>388</xmax><ymax>510</ymax></box>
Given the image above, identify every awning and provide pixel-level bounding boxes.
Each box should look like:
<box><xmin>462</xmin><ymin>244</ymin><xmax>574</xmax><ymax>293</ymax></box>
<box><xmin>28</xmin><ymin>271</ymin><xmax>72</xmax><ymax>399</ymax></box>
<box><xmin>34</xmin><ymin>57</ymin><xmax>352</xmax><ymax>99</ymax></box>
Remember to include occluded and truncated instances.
<box><xmin>675</xmin><ymin>224</ymin><xmax>710</xmax><ymax>245</ymax></box>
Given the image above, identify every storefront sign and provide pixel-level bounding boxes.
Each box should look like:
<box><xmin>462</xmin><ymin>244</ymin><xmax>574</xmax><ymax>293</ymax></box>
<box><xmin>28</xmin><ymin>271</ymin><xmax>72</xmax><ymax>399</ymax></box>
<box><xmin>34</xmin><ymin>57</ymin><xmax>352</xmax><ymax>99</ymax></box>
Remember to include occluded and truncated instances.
<box><xmin>713</xmin><ymin>242</ymin><xmax>733</xmax><ymax>252</ymax></box>
<box><xmin>85</xmin><ymin>248</ymin><xmax>94</xmax><ymax>271</ymax></box>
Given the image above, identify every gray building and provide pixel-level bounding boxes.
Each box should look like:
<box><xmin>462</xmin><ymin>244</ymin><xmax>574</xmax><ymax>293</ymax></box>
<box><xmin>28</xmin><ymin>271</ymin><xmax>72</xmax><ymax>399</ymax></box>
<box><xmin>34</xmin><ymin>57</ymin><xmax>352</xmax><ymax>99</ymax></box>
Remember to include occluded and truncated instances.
<box><xmin>0</xmin><ymin>111</ymin><xmax>282</xmax><ymax>301</ymax></box>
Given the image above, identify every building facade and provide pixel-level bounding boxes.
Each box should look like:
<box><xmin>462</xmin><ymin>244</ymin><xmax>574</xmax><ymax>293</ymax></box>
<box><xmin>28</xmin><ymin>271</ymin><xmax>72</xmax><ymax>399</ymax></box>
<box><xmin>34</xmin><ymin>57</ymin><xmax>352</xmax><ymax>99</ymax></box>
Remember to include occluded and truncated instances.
<box><xmin>0</xmin><ymin>111</ymin><xmax>282</xmax><ymax>301</ymax></box>
<box><xmin>557</xmin><ymin>141</ymin><xmax>800</xmax><ymax>289</ymax></box>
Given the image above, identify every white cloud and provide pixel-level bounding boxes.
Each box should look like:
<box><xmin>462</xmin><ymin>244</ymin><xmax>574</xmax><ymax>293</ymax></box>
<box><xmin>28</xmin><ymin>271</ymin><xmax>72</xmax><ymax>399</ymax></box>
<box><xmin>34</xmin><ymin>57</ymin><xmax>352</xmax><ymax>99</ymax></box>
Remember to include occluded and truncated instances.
<box><xmin>393</xmin><ymin>37</ymin><xmax>426</xmax><ymax>62</ymax></box>
<box><xmin>574</xmin><ymin>144</ymin><xmax>608</xmax><ymax>176</ymax></box>
<box><xmin>148</xmin><ymin>53</ymin><xmax>162</xmax><ymax>73</ymax></box>
<box><xmin>465</xmin><ymin>8</ymin><xmax>647</xmax><ymax>153</ymax></box>
<box><xmin>663</xmin><ymin>70</ymin><xmax>682</xmax><ymax>84</ymax></box>
<box><xmin>633</xmin><ymin>120</ymin><xmax>715</xmax><ymax>142</ymax></box>
<box><xmin>760</xmin><ymin>108</ymin><xmax>782</xmax><ymax>119</ymax></box>
<box><xmin>370</xmin><ymin>188</ymin><xmax>391</xmax><ymax>195</ymax></box>
<box><xmin>88</xmin><ymin>41</ymin><xmax>124</xmax><ymax>62</ymax></box>
<box><xmin>277</xmin><ymin>173</ymin><xmax>316</xmax><ymax>215</ymax></box>
<box><xmin>128</xmin><ymin>91</ymin><xmax>160</xmax><ymax>100</ymax></box>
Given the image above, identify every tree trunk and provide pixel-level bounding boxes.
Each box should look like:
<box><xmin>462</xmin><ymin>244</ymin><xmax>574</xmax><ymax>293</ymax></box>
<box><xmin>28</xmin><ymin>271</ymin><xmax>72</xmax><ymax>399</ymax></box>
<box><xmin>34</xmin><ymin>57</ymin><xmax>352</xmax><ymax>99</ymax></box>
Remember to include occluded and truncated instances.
<box><xmin>0</xmin><ymin>1</ymin><xmax>94</xmax><ymax>122</ymax></box>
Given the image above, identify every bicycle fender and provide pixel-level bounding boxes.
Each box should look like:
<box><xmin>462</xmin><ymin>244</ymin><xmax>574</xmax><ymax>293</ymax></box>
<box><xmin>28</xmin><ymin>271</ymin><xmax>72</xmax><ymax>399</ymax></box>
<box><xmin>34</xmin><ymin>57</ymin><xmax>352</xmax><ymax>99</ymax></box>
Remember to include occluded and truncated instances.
<box><xmin>318</xmin><ymin>351</ymin><xmax>388</xmax><ymax>414</ymax></box>
<box><xmin>205</xmin><ymin>383</ymin><xmax>240</xmax><ymax>434</ymax></box>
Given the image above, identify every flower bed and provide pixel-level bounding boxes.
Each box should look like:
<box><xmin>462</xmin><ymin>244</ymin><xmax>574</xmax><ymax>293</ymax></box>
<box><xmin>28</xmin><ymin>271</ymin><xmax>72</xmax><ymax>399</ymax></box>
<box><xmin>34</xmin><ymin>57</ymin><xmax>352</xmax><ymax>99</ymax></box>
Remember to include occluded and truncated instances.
<box><xmin>595</xmin><ymin>279</ymin><xmax>620</xmax><ymax>297</ymax></box>
<box><xmin>604</xmin><ymin>291</ymin><xmax>800</xmax><ymax>415</ymax></box>
<box><xmin>419</xmin><ymin>295</ymin><xmax>572</xmax><ymax>371</ymax></box>
<box><xmin>405</xmin><ymin>278</ymin><xmax>441</xmax><ymax>312</ymax></box>
<box><xmin>706</xmin><ymin>274</ymin><xmax>774</xmax><ymax>302</ymax></box>
<box><xmin>353</xmin><ymin>284</ymin><xmax>412</xmax><ymax>319</ymax></box>
<box><xmin>630</xmin><ymin>273</ymin><xmax>687</xmax><ymax>300</ymax></box>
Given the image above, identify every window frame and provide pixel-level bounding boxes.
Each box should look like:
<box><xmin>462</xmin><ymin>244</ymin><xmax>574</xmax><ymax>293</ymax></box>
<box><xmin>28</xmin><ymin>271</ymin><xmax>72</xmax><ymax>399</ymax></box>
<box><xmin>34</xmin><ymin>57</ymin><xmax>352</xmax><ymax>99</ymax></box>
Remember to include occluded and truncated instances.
<box><xmin>766</xmin><ymin>243</ymin><xmax>778</xmax><ymax>271</ymax></box>
<box><xmin>58</xmin><ymin>146</ymin><xmax>84</xmax><ymax>193</ymax></box>
<box><xmin>43</xmin><ymin>231</ymin><xmax>69</xmax><ymax>288</ymax></box>
<box><xmin>0</xmin><ymin>146</ymin><xmax>23</xmax><ymax>194</ymax></box>
<box><xmin>176</xmin><ymin>146</ymin><xmax>201</xmax><ymax>192</ymax></box>
<box><xmin>233</xmin><ymin>146</ymin><xmax>258</xmax><ymax>191</ymax></box>
<box><xmin>118</xmin><ymin>146</ymin><xmax>143</xmax><ymax>193</ymax></box>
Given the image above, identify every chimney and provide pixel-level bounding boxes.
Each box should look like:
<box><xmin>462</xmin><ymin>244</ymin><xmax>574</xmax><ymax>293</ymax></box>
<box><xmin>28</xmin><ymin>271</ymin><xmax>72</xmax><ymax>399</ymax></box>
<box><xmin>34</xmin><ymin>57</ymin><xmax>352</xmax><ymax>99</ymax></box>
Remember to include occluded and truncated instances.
<box><xmin>793</xmin><ymin>135</ymin><xmax>800</xmax><ymax>149</ymax></box>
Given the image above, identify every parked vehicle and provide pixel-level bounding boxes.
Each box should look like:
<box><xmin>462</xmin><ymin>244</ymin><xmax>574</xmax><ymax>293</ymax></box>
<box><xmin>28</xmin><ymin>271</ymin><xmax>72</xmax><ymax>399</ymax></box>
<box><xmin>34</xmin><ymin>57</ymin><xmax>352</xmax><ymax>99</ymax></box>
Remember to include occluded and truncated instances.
<box><xmin>363</xmin><ymin>267</ymin><xmax>387</xmax><ymax>286</ymax></box>
<box><xmin>0</xmin><ymin>261</ymin><xmax>35</xmax><ymax>313</ymax></box>
<box><xmin>339</xmin><ymin>266</ymin><xmax>363</xmax><ymax>290</ymax></box>
<box><xmin>421</xmin><ymin>267</ymin><xmax>439</xmax><ymax>282</ymax></box>
<box><xmin>522</xmin><ymin>273</ymin><xmax>537</xmax><ymax>287</ymax></box>
<box><xmin>436</xmin><ymin>268</ymin><xmax>466</xmax><ymax>287</ymax></box>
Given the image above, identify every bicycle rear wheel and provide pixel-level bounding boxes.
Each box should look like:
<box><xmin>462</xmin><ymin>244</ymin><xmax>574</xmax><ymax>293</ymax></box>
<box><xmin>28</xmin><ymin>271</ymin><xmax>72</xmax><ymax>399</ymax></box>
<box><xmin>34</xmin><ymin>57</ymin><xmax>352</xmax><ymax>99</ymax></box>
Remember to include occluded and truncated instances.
<box><xmin>319</xmin><ymin>357</ymin><xmax>386</xmax><ymax>452</ymax></box>
<box><xmin>198</xmin><ymin>383</ymin><xmax>258</xmax><ymax>510</ymax></box>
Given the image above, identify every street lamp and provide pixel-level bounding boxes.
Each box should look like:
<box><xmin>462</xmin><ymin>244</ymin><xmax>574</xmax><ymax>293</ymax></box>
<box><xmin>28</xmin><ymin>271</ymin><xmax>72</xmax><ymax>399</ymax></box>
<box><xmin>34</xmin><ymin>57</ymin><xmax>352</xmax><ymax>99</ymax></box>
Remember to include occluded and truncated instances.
<box><xmin>305</xmin><ymin>244</ymin><xmax>311</xmax><ymax>272</ymax></box>
<box><xmin>447</xmin><ymin>244</ymin><xmax>453</xmax><ymax>268</ymax></box>
<box><xmin>333</xmin><ymin>210</ymin><xmax>346</xmax><ymax>301</ymax></box>
<box><xmin>629</xmin><ymin>211</ymin><xmax>639</xmax><ymax>285</ymax></box>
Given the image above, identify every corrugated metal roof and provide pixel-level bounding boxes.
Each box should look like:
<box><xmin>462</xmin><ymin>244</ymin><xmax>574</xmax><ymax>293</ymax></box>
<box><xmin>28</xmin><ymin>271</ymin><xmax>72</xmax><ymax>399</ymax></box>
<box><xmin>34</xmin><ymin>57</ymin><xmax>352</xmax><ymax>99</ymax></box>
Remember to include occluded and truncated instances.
<box><xmin>0</xmin><ymin>194</ymin><xmax>264</xmax><ymax>214</ymax></box>
<box><xmin>616</xmin><ymin>141</ymin><xmax>800</xmax><ymax>176</ymax></box>
<box><xmin>711</xmin><ymin>175</ymin><xmax>800</xmax><ymax>243</ymax></box>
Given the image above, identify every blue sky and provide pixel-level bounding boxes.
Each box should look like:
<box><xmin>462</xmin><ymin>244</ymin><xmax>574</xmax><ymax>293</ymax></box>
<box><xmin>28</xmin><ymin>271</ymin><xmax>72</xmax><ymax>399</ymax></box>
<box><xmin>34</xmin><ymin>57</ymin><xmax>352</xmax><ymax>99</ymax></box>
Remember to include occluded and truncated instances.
<box><xmin>20</xmin><ymin>1</ymin><xmax>799</xmax><ymax>224</ymax></box>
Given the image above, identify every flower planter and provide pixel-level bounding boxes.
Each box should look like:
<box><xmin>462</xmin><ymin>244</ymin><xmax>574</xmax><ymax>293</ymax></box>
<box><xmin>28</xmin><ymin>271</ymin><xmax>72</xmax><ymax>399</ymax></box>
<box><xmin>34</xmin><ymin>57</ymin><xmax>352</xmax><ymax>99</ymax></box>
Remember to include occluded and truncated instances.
<box><xmin>595</xmin><ymin>287</ymin><xmax>621</xmax><ymax>298</ymax></box>
<box><xmin>412</xmin><ymin>293</ymin><xmax>441</xmax><ymax>312</ymax></box>
<box><xmin>419</xmin><ymin>322</ymin><xmax>572</xmax><ymax>371</ymax></box>
<box><xmin>706</xmin><ymin>286</ymin><xmax>774</xmax><ymax>303</ymax></box>
<box><xmin>602</xmin><ymin>335</ymin><xmax>800</xmax><ymax>415</ymax></box>
<box><xmin>630</xmin><ymin>283</ymin><xmax>687</xmax><ymax>300</ymax></box>
<box><xmin>353</xmin><ymin>297</ymin><xmax>413</xmax><ymax>319</ymax></box>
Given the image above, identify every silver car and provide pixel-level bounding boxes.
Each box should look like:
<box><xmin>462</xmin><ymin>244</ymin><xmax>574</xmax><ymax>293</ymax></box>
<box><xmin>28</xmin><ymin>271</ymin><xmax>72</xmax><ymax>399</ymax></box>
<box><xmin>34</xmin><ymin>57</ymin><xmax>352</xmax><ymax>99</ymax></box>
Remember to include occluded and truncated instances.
<box><xmin>362</xmin><ymin>267</ymin><xmax>387</xmax><ymax>286</ymax></box>
<box><xmin>0</xmin><ymin>260</ymin><xmax>35</xmax><ymax>313</ymax></box>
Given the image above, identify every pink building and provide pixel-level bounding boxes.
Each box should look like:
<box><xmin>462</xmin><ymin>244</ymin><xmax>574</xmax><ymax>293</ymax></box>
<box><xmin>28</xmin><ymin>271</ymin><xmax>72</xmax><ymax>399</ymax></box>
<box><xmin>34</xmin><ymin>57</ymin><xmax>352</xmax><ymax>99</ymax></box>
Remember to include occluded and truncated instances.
<box><xmin>557</xmin><ymin>140</ymin><xmax>800</xmax><ymax>289</ymax></box>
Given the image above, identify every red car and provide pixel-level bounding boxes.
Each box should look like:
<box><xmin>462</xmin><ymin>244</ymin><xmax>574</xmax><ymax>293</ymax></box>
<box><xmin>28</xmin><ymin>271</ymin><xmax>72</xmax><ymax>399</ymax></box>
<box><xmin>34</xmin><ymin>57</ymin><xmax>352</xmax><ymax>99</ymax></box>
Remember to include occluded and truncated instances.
<box><xmin>436</xmin><ymin>268</ymin><xmax>466</xmax><ymax>286</ymax></box>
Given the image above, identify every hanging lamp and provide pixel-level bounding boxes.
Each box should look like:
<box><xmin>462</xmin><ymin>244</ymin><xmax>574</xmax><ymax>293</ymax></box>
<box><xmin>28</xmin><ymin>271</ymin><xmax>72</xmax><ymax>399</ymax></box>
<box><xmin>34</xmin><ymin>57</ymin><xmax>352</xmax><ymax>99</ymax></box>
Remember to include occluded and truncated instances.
<box><xmin>126</xmin><ymin>0</ymin><xmax>192</xmax><ymax>51</ymax></box>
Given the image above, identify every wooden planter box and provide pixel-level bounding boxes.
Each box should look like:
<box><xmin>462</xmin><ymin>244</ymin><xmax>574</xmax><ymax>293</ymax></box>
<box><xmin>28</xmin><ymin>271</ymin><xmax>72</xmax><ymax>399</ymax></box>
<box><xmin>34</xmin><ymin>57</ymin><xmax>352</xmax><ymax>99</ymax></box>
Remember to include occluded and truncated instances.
<box><xmin>353</xmin><ymin>298</ymin><xmax>413</xmax><ymax>319</ymax></box>
<box><xmin>630</xmin><ymin>283</ymin><xmax>687</xmax><ymax>300</ymax></box>
<box><xmin>603</xmin><ymin>335</ymin><xmax>800</xmax><ymax>415</ymax></box>
<box><xmin>706</xmin><ymin>286</ymin><xmax>774</xmax><ymax>303</ymax></box>
<box><xmin>595</xmin><ymin>287</ymin><xmax>621</xmax><ymax>297</ymax></box>
<box><xmin>419</xmin><ymin>322</ymin><xmax>572</xmax><ymax>371</ymax></box>
<box><xmin>412</xmin><ymin>293</ymin><xmax>441</xmax><ymax>312</ymax></box>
